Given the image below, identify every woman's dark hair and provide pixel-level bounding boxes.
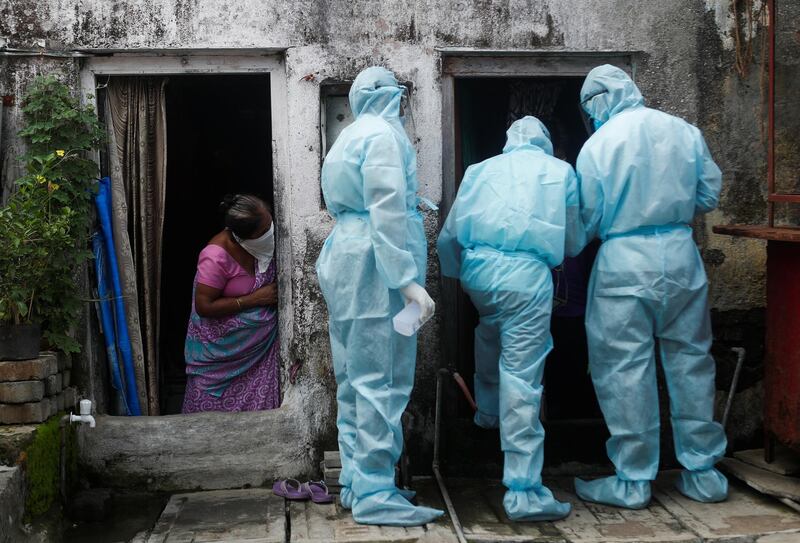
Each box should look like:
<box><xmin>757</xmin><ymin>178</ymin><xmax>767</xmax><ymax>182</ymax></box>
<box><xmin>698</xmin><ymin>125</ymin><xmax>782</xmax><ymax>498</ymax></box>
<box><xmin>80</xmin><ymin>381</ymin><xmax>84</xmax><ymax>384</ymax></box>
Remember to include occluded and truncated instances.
<box><xmin>219</xmin><ymin>194</ymin><xmax>270</xmax><ymax>238</ymax></box>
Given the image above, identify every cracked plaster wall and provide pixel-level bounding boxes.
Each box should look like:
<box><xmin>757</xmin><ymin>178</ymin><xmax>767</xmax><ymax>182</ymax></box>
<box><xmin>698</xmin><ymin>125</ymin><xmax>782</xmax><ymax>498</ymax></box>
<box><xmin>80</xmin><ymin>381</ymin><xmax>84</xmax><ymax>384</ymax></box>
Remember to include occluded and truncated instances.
<box><xmin>1</xmin><ymin>0</ymin><xmax>792</xmax><ymax>487</ymax></box>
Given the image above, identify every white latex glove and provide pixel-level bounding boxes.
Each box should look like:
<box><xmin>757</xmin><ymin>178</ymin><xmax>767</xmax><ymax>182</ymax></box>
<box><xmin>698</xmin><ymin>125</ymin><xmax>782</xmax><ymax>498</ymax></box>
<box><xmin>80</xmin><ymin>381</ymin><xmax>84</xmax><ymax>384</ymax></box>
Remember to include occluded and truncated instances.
<box><xmin>400</xmin><ymin>281</ymin><xmax>435</xmax><ymax>323</ymax></box>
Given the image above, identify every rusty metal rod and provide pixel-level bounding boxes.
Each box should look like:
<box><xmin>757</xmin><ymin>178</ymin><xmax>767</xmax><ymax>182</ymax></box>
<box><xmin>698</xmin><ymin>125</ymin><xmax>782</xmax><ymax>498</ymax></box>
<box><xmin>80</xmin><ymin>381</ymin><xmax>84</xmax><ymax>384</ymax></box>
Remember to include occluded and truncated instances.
<box><xmin>767</xmin><ymin>0</ymin><xmax>775</xmax><ymax>226</ymax></box>
<box><xmin>433</xmin><ymin>368</ymin><xmax>468</xmax><ymax>543</ymax></box>
<box><xmin>723</xmin><ymin>347</ymin><xmax>747</xmax><ymax>429</ymax></box>
<box><xmin>452</xmin><ymin>371</ymin><xmax>477</xmax><ymax>412</ymax></box>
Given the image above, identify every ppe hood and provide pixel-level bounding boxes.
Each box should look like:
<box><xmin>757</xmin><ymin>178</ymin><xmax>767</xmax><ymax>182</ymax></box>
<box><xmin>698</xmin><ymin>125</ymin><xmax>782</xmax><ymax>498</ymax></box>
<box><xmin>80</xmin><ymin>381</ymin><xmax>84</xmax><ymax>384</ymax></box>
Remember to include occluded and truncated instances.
<box><xmin>580</xmin><ymin>64</ymin><xmax>644</xmax><ymax>128</ymax></box>
<box><xmin>349</xmin><ymin>66</ymin><xmax>405</xmax><ymax>121</ymax></box>
<box><xmin>502</xmin><ymin>116</ymin><xmax>554</xmax><ymax>156</ymax></box>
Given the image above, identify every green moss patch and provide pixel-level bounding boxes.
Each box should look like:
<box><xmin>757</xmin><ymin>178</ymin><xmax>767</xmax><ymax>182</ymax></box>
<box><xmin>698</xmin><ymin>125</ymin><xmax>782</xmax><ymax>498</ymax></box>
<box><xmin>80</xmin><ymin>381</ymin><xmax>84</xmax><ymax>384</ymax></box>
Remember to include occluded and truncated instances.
<box><xmin>22</xmin><ymin>413</ymin><xmax>78</xmax><ymax>520</ymax></box>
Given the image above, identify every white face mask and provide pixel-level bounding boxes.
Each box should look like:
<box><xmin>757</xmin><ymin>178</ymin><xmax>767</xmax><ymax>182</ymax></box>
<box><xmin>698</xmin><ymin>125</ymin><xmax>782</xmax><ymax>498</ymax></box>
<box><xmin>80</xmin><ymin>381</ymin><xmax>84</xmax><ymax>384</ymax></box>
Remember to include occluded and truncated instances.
<box><xmin>233</xmin><ymin>223</ymin><xmax>274</xmax><ymax>274</ymax></box>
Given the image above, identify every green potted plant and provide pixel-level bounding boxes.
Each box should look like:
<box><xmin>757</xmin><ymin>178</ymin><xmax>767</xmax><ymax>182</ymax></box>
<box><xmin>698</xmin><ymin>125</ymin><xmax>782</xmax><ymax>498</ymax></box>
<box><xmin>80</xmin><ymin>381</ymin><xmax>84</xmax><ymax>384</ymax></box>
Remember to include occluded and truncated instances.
<box><xmin>0</xmin><ymin>75</ymin><xmax>102</xmax><ymax>359</ymax></box>
<box><xmin>0</xmin><ymin>153</ymin><xmax>73</xmax><ymax>358</ymax></box>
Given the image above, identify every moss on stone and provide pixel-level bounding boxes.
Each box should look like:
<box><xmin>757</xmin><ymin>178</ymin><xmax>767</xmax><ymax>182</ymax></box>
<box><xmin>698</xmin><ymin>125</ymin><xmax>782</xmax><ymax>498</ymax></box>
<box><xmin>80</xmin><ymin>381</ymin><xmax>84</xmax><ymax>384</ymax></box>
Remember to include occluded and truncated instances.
<box><xmin>22</xmin><ymin>413</ymin><xmax>78</xmax><ymax>520</ymax></box>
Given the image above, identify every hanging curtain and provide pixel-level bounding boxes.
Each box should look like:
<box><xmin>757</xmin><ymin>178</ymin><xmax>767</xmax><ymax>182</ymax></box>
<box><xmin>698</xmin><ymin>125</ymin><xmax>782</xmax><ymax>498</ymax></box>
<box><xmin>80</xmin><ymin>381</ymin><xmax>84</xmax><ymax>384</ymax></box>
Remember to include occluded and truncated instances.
<box><xmin>105</xmin><ymin>77</ymin><xmax>168</xmax><ymax>415</ymax></box>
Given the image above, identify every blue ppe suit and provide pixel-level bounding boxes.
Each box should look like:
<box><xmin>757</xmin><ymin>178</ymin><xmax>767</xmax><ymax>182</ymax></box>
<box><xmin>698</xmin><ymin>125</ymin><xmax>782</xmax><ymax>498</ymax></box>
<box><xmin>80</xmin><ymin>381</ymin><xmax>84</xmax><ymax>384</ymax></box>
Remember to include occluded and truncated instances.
<box><xmin>316</xmin><ymin>67</ymin><xmax>443</xmax><ymax>526</ymax></box>
<box><xmin>570</xmin><ymin>64</ymin><xmax>728</xmax><ymax>508</ymax></box>
<box><xmin>437</xmin><ymin>116</ymin><xmax>582</xmax><ymax>521</ymax></box>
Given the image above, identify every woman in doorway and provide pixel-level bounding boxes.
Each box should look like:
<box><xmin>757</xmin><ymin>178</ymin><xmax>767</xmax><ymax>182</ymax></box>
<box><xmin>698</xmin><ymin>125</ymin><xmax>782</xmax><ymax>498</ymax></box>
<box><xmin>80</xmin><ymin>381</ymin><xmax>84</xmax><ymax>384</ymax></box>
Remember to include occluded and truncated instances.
<box><xmin>181</xmin><ymin>194</ymin><xmax>281</xmax><ymax>413</ymax></box>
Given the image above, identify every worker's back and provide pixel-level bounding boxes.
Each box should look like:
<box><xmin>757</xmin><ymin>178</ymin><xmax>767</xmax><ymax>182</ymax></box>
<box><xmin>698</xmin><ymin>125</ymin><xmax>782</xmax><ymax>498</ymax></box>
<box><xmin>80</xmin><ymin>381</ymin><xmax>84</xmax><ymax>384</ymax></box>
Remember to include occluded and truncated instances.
<box><xmin>577</xmin><ymin>105</ymin><xmax>719</xmax><ymax>239</ymax></box>
<box><xmin>437</xmin><ymin>116</ymin><xmax>581</xmax><ymax>294</ymax></box>
<box><xmin>575</xmin><ymin>63</ymin><xmax>722</xmax><ymax>296</ymax></box>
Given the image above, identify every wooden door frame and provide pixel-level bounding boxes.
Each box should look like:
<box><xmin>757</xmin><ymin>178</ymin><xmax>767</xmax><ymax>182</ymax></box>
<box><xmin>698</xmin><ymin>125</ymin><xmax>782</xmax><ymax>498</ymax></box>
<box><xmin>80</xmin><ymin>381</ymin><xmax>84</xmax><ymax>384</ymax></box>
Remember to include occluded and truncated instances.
<box><xmin>78</xmin><ymin>51</ymin><xmax>293</xmax><ymax>410</ymax></box>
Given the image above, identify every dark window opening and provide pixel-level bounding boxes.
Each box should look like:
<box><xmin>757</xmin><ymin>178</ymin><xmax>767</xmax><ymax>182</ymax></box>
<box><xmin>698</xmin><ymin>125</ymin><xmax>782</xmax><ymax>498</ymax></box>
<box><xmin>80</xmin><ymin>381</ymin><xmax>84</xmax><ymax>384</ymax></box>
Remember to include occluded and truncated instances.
<box><xmin>160</xmin><ymin>74</ymin><xmax>273</xmax><ymax>414</ymax></box>
<box><xmin>445</xmin><ymin>77</ymin><xmax>606</xmax><ymax>476</ymax></box>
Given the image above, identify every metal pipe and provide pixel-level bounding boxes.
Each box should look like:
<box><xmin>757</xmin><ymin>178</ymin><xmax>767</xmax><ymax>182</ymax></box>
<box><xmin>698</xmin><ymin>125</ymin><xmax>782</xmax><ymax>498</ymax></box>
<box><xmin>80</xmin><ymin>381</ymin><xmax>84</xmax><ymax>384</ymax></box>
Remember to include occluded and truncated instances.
<box><xmin>59</xmin><ymin>415</ymin><xmax>71</xmax><ymax>504</ymax></box>
<box><xmin>780</xmin><ymin>497</ymin><xmax>800</xmax><ymax>514</ymax></box>
<box><xmin>723</xmin><ymin>347</ymin><xmax>747</xmax><ymax>429</ymax></box>
<box><xmin>433</xmin><ymin>368</ymin><xmax>468</xmax><ymax>543</ymax></box>
<box><xmin>767</xmin><ymin>0</ymin><xmax>775</xmax><ymax>226</ymax></box>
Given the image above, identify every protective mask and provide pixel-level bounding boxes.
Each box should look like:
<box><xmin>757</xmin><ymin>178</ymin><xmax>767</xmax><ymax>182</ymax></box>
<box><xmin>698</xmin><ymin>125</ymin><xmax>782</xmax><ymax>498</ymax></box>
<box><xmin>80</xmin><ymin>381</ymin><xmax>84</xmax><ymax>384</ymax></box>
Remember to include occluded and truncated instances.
<box><xmin>233</xmin><ymin>224</ymin><xmax>274</xmax><ymax>274</ymax></box>
<box><xmin>593</xmin><ymin>118</ymin><xmax>604</xmax><ymax>131</ymax></box>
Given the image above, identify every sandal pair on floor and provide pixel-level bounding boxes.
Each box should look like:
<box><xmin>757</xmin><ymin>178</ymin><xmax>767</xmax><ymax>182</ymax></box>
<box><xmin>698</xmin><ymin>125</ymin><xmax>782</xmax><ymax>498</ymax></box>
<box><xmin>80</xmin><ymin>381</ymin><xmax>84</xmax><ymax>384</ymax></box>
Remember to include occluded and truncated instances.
<box><xmin>272</xmin><ymin>479</ymin><xmax>335</xmax><ymax>504</ymax></box>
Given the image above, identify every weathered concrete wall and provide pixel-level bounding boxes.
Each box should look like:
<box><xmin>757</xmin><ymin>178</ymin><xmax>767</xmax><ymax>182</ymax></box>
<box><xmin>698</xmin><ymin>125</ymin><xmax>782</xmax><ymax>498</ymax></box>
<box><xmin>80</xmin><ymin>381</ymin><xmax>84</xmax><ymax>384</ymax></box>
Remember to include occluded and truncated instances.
<box><xmin>1</xmin><ymin>0</ymin><xmax>792</xmax><ymax>488</ymax></box>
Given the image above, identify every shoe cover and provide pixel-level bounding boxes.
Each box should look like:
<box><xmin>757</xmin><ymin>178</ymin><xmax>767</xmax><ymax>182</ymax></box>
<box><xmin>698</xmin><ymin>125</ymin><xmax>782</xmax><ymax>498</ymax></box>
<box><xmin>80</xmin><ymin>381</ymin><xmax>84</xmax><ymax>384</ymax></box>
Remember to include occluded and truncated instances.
<box><xmin>676</xmin><ymin>468</ymin><xmax>728</xmax><ymax>503</ymax></box>
<box><xmin>352</xmin><ymin>490</ymin><xmax>444</xmax><ymax>526</ymax></box>
<box><xmin>504</xmin><ymin>485</ymin><xmax>571</xmax><ymax>521</ymax></box>
<box><xmin>340</xmin><ymin>485</ymin><xmax>415</xmax><ymax>510</ymax></box>
<box><xmin>574</xmin><ymin>475</ymin><xmax>651</xmax><ymax>509</ymax></box>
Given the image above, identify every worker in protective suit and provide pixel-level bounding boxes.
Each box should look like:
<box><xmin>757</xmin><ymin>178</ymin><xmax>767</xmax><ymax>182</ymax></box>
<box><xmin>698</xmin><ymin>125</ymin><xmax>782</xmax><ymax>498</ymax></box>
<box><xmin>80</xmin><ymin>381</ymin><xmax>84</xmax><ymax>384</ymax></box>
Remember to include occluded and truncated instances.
<box><xmin>316</xmin><ymin>66</ymin><xmax>444</xmax><ymax>526</ymax></box>
<box><xmin>437</xmin><ymin>116</ymin><xmax>582</xmax><ymax>521</ymax></box>
<box><xmin>570</xmin><ymin>64</ymin><xmax>728</xmax><ymax>509</ymax></box>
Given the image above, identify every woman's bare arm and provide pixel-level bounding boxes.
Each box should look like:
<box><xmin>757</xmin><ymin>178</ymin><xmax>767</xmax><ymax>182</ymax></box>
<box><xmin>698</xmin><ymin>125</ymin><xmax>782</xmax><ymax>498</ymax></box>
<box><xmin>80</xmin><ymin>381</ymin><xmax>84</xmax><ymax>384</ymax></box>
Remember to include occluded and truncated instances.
<box><xmin>194</xmin><ymin>282</ymin><xmax>278</xmax><ymax>318</ymax></box>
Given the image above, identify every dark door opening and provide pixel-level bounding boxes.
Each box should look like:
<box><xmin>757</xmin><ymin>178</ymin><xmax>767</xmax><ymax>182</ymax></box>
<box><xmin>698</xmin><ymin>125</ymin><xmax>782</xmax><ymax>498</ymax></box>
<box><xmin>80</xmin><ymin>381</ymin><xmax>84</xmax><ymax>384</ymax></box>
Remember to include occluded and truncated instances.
<box><xmin>444</xmin><ymin>77</ymin><xmax>606</xmax><ymax>475</ymax></box>
<box><xmin>159</xmin><ymin>74</ymin><xmax>273</xmax><ymax>414</ymax></box>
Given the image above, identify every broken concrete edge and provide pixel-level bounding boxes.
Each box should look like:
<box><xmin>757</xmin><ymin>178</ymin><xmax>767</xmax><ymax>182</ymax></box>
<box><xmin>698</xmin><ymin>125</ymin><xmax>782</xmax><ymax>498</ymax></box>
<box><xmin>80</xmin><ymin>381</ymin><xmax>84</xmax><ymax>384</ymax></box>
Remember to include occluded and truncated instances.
<box><xmin>0</xmin><ymin>465</ymin><xmax>26</xmax><ymax>543</ymax></box>
<box><xmin>0</xmin><ymin>410</ymin><xmax>82</xmax><ymax>528</ymax></box>
<box><xmin>0</xmin><ymin>424</ymin><xmax>39</xmax><ymax>465</ymax></box>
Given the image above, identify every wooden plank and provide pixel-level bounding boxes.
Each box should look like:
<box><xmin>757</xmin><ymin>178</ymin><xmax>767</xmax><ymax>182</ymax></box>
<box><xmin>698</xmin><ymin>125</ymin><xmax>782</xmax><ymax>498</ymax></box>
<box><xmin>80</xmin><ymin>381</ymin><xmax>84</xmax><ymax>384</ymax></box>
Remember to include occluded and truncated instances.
<box><xmin>720</xmin><ymin>458</ymin><xmax>800</xmax><ymax>502</ymax></box>
<box><xmin>734</xmin><ymin>448</ymin><xmax>800</xmax><ymax>477</ymax></box>
<box><xmin>713</xmin><ymin>224</ymin><xmax>800</xmax><ymax>242</ymax></box>
<box><xmin>769</xmin><ymin>194</ymin><xmax>800</xmax><ymax>203</ymax></box>
<box><xmin>84</xmin><ymin>53</ymin><xmax>284</xmax><ymax>75</ymax></box>
<box><xmin>653</xmin><ymin>471</ymin><xmax>800</xmax><ymax>542</ymax></box>
<box><xmin>442</xmin><ymin>54</ymin><xmax>635</xmax><ymax>77</ymax></box>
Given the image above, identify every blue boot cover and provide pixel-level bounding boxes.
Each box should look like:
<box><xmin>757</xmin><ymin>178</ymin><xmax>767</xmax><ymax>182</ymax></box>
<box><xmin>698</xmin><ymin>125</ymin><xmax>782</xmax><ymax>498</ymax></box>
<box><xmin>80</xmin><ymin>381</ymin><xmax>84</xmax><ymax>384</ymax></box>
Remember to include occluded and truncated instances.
<box><xmin>675</xmin><ymin>468</ymin><xmax>728</xmax><ymax>503</ymax></box>
<box><xmin>574</xmin><ymin>475</ymin><xmax>651</xmax><ymax>509</ymax></box>
<box><xmin>504</xmin><ymin>484</ymin><xmax>572</xmax><ymax>521</ymax></box>
<box><xmin>352</xmin><ymin>490</ymin><xmax>444</xmax><ymax>526</ymax></box>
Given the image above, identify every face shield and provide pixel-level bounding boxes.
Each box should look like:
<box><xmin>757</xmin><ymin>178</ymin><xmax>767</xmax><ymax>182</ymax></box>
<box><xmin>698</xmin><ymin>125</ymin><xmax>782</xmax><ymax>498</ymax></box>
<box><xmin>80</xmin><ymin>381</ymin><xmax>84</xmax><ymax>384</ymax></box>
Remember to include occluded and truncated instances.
<box><xmin>579</xmin><ymin>89</ymin><xmax>609</xmax><ymax>134</ymax></box>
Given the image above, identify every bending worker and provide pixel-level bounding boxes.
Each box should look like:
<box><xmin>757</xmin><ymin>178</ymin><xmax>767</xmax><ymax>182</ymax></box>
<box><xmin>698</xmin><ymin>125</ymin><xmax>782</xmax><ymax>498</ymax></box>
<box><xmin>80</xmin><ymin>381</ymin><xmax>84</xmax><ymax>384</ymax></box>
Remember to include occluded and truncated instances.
<box><xmin>570</xmin><ymin>64</ymin><xmax>728</xmax><ymax>508</ymax></box>
<box><xmin>316</xmin><ymin>66</ymin><xmax>443</xmax><ymax>526</ymax></box>
<box><xmin>438</xmin><ymin>116</ymin><xmax>582</xmax><ymax>521</ymax></box>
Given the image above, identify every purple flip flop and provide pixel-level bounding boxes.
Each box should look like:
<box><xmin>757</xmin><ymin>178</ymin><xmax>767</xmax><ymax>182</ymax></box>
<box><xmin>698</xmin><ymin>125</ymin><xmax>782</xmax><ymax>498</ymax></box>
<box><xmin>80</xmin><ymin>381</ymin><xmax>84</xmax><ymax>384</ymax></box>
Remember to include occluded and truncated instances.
<box><xmin>303</xmin><ymin>481</ymin><xmax>335</xmax><ymax>504</ymax></box>
<box><xmin>272</xmin><ymin>479</ymin><xmax>309</xmax><ymax>500</ymax></box>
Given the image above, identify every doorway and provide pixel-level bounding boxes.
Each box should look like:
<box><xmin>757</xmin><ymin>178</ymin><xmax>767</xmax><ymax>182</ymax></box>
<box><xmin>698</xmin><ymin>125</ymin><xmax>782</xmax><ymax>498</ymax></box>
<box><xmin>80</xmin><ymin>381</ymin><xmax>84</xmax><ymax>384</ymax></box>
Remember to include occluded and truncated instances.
<box><xmin>442</xmin><ymin>74</ymin><xmax>607</xmax><ymax>475</ymax></box>
<box><xmin>159</xmin><ymin>74</ymin><xmax>273</xmax><ymax>413</ymax></box>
